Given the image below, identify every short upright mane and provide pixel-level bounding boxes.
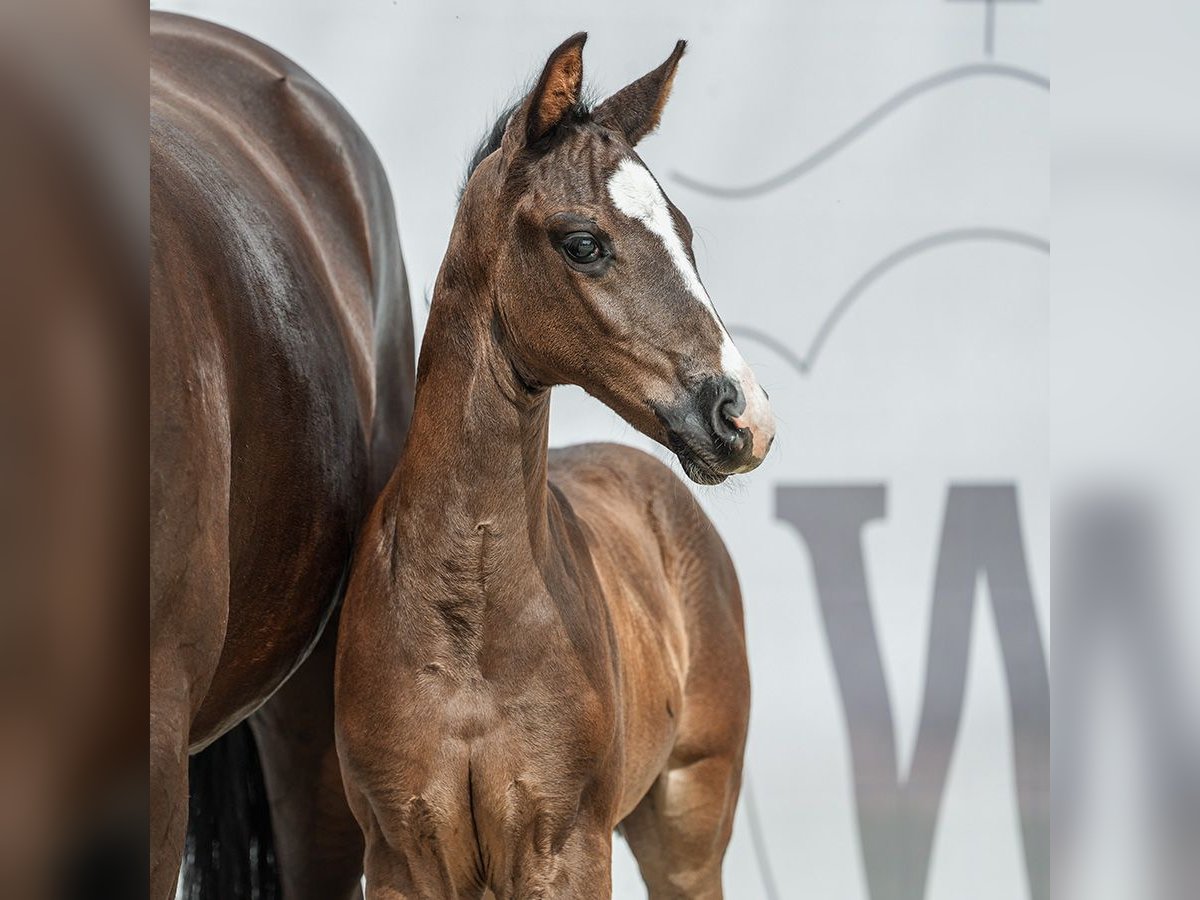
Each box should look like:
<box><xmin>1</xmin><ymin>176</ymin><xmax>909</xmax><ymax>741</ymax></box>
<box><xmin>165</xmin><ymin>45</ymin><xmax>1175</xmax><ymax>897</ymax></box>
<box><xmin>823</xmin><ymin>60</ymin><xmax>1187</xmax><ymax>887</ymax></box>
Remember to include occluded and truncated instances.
<box><xmin>459</xmin><ymin>95</ymin><xmax>594</xmax><ymax>199</ymax></box>
<box><xmin>460</xmin><ymin>101</ymin><xmax>518</xmax><ymax>196</ymax></box>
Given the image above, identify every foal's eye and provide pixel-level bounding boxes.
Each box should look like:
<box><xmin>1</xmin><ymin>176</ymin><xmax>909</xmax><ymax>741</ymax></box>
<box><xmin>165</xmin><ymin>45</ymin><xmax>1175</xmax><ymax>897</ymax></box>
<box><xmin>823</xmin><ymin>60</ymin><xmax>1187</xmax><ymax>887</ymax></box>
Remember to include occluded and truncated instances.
<box><xmin>562</xmin><ymin>232</ymin><xmax>603</xmax><ymax>265</ymax></box>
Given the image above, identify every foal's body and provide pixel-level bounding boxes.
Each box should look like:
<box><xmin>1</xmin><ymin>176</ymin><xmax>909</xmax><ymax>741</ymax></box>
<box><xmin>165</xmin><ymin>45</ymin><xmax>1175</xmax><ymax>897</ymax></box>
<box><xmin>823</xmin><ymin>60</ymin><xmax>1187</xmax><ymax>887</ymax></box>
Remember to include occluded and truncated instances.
<box><xmin>337</xmin><ymin>34</ymin><xmax>773</xmax><ymax>898</ymax></box>
<box><xmin>338</xmin><ymin>327</ymin><xmax>748</xmax><ymax>897</ymax></box>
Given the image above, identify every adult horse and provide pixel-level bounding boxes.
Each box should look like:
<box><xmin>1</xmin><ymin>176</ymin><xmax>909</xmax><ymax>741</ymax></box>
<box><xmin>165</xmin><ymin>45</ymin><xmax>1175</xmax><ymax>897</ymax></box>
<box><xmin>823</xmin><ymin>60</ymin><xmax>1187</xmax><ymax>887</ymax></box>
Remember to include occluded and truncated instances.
<box><xmin>335</xmin><ymin>35</ymin><xmax>774</xmax><ymax>898</ymax></box>
<box><xmin>150</xmin><ymin>13</ymin><xmax>413</xmax><ymax>899</ymax></box>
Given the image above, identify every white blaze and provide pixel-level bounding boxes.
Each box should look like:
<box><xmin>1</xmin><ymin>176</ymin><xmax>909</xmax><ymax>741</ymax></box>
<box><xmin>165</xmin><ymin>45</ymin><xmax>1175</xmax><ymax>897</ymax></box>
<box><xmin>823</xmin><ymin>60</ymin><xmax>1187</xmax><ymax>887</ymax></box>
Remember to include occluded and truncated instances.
<box><xmin>606</xmin><ymin>157</ymin><xmax>774</xmax><ymax>454</ymax></box>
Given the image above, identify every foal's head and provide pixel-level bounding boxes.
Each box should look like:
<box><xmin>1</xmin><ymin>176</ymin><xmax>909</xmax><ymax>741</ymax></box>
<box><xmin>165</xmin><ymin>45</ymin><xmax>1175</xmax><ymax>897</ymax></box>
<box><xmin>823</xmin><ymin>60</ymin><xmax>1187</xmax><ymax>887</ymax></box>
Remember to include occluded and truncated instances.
<box><xmin>457</xmin><ymin>33</ymin><xmax>775</xmax><ymax>485</ymax></box>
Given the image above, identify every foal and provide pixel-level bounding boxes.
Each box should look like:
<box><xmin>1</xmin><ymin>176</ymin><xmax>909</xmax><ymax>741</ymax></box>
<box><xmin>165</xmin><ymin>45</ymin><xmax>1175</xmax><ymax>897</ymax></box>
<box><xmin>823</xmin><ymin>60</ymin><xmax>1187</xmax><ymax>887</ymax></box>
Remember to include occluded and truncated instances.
<box><xmin>335</xmin><ymin>34</ymin><xmax>776</xmax><ymax>899</ymax></box>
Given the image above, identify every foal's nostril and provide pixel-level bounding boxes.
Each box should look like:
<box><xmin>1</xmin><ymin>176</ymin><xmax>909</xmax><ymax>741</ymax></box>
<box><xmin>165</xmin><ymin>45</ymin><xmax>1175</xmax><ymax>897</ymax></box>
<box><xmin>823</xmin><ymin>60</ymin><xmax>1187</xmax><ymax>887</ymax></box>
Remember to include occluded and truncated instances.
<box><xmin>709</xmin><ymin>378</ymin><xmax>747</xmax><ymax>447</ymax></box>
<box><xmin>717</xmin><ymin>398</ymin><xmax>741</xmax><ymax>434</ymax></box>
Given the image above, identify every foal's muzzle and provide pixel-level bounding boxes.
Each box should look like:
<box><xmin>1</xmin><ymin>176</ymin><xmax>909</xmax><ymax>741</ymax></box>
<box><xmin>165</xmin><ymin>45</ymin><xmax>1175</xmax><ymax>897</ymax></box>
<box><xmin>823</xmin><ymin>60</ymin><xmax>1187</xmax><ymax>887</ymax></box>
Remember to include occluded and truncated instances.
<box><xmin>658</xmin><ymin>375</ymin><xmax>776</xmax><ymax>485</ymax></box>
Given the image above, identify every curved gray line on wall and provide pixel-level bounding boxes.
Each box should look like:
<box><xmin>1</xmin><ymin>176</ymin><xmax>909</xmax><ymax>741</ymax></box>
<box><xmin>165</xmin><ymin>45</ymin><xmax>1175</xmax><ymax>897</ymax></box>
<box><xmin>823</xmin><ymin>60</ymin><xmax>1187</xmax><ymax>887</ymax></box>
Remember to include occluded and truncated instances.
<box><xmin>671</xmin><ymin>64</ymin><xmax>1049</xmax><ymax>199</ymax></box>
<box><xmin>730</xmin><ymin>227</ymin><xmax>1050</xmax><ymax>376</ymax></box>
<box><xmin>741</xmin><ymin>775</ymin><xmax>782</xmax><ymax>900</ymax></box>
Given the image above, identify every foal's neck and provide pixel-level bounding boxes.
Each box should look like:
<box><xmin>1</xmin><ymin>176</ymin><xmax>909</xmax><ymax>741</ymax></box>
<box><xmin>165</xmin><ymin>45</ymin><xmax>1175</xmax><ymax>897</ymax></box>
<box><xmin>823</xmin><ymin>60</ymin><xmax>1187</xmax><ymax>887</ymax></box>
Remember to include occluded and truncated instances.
<box><xmin>388</xmin><ymin>259</ymin><xmax>552</xmax><ymax>565</ymax></box>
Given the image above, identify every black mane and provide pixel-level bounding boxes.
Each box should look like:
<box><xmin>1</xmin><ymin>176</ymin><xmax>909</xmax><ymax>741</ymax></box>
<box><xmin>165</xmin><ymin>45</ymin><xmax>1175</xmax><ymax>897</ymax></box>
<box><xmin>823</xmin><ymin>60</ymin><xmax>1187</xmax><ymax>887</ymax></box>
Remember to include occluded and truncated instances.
<box><xmin>459</xmin><ymin>95</ymin><xmax>595</xmax><ymax>199</ymax></box>
<box><xmin>460</xmin><ymin>101</ymin><xmax>519</xmax><ymax>196</ymax></box>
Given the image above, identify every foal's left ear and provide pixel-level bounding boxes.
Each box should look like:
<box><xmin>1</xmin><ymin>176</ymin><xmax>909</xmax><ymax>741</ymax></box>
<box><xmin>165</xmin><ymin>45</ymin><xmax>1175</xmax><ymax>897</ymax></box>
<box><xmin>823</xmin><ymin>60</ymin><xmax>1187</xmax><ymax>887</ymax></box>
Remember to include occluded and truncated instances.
<box><xmin>594</xmin><ymin>40</ymin><xmax>687</xmax><ymax>146</ymax></box>
<box><xmin>519</xmin><ymin>32</ymin><xmax>588</xmax><ymax>147</ymax></box>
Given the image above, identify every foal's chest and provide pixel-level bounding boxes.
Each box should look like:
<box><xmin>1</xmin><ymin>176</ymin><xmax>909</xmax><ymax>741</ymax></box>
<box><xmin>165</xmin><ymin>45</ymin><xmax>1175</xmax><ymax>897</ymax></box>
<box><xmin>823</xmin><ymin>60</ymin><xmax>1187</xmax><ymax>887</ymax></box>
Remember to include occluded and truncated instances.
<box><xmin>396</xmin><ymin>657</ymin><xmax>622</xmax><ymax>879</ymax></box>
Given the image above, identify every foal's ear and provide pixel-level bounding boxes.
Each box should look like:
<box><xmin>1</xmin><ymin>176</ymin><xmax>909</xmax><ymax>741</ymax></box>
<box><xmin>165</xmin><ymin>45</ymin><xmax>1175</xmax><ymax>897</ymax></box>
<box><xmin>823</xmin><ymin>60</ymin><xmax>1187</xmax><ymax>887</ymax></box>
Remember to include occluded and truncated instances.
<box><xmin>595</xmin><ymin>40</ymin><xmax>686</xmax><ymax>146</ymax></box>
<box><xmin>516</xmin><ymin>32</ymin><xmax>587</xmax><ymax>147</ymax></box>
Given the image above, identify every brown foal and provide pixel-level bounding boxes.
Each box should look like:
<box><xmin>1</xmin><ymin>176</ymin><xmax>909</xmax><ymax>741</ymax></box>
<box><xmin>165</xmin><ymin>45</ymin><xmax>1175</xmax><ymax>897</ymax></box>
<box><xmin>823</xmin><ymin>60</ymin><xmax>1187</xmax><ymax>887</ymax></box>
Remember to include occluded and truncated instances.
<box><xmin>335</xmin><ymin>34</ymin><xmax>775</xmax><ymax>899</ymax></box>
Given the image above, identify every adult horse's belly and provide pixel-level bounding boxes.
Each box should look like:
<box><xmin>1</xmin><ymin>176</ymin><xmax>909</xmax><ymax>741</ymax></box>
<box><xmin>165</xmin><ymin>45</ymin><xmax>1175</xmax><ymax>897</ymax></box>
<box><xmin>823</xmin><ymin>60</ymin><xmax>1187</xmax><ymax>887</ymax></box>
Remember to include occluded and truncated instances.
<box><xmin>151</xmin><ymin>12</ymin><xmax>412</xmax><ymax>747</ymax></box>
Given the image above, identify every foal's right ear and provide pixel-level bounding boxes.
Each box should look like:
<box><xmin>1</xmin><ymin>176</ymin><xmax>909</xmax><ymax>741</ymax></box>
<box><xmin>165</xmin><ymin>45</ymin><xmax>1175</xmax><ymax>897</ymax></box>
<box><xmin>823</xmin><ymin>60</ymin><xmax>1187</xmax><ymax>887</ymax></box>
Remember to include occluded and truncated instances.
<box><xmin>505</xmin><ymin>32</ymin><xmax>587</xmax><ymax>156</ymax></box>
<box><xmin>595</xmin><ymin>40</ymin><xmax>687</xmax><ymax>146</ymax></box>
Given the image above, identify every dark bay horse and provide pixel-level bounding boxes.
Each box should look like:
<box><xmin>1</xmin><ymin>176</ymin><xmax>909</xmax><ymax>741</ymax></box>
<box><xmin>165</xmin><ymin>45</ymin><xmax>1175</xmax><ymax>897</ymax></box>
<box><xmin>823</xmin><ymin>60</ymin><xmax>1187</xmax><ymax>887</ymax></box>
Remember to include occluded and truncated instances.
<box><xmin>335</xmin><ymin>34</ymin><xmax>775</xmax><ymax>898</ymax></box>
<box><xmin>150</xmin><ymin>13</ymin><xmax>413</xmax><ymax>899</ymax></box>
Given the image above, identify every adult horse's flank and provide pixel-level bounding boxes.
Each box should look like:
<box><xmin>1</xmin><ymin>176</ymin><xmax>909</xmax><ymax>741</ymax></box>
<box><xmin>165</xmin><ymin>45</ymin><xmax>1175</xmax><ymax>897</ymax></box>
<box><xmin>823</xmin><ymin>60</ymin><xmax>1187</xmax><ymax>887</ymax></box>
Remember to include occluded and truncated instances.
<box><xmin>150</xmin><ymin>13</ymin><xmax>414</xmax><ymax>899</ymax></box>
<box><xmin>335</xmin><ymin>34</ymin><xmax>775</xmax><ymax>898</ymax></box>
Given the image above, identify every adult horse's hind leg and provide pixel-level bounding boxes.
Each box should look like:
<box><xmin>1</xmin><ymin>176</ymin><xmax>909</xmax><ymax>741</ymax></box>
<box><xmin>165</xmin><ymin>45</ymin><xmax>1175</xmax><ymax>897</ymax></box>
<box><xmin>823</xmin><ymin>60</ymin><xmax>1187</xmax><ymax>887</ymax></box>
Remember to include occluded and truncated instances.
<box><xmin>149</xmin><ymin>666</ymin><xmax>192</xmax><ymax>900</ymax></box>
<box><xmin>150</xmin><ymin>519</ymin><xmax>230</xmax><ymax>899</ymax></box>
<box><xmin>252</xmin><ymin>615</ymin><xmax>365</xmax><ymax>900</ymax></box>
<box><xmin>150</xmin><ymin>411</ymin><xmax>231</xmax><ymax>899</ymax></box>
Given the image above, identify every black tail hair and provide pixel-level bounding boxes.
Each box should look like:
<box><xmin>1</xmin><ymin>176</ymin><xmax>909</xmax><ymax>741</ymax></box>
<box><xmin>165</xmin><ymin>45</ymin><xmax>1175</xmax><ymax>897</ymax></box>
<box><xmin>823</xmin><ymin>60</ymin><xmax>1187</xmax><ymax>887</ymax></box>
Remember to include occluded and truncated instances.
<box><xmin>181</xmin><ymin>721</ymin><xmax>280</xmax><ymax>900</ymax></box>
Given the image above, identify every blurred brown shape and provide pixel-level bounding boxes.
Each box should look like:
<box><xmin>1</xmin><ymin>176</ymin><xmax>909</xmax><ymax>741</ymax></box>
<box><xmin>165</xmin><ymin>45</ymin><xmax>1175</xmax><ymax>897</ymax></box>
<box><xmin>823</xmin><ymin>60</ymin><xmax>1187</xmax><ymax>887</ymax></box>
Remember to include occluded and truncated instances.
<box><xmin>0</xmin><ymin>2</ymin><xmax>146</xmax><ymax>897</ymax></box>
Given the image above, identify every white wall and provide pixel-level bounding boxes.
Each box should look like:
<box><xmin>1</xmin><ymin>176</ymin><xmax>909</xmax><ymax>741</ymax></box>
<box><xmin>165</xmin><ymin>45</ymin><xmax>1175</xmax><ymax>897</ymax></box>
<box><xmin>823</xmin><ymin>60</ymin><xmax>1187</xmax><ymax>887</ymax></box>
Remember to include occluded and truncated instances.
<box><xmin>153</xmin><ymin>2</ymin><xmax>1050</xmax><ymax>897</ymax></box>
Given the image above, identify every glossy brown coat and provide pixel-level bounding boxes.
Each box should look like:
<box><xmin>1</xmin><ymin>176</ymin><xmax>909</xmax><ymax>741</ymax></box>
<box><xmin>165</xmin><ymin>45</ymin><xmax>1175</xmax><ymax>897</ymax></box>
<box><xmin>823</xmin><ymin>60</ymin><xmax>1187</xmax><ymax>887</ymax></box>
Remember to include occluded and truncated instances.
<box><xmin>149</xmin><ymin>13</ymin><xmax>413</xmax><ymax>898</ymax></box>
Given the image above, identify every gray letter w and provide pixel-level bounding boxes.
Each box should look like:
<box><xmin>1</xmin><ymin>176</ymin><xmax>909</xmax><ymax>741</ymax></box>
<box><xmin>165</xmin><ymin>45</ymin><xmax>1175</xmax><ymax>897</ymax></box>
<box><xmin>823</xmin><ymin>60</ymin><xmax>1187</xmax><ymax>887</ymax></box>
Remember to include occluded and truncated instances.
<box><xmin>775</xmin><ymin>485</ymin><xmax>1049</xmax><ymax>900</ymax></box>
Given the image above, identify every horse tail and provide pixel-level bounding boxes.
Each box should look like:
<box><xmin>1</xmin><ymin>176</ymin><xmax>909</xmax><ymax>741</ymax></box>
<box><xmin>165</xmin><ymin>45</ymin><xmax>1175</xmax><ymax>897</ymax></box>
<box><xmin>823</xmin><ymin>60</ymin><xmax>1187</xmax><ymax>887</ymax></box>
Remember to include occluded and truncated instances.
<box><xmin>181</xmin><ymin>721</ymin><xmax>280</xmax><ymax>900</ymax></box>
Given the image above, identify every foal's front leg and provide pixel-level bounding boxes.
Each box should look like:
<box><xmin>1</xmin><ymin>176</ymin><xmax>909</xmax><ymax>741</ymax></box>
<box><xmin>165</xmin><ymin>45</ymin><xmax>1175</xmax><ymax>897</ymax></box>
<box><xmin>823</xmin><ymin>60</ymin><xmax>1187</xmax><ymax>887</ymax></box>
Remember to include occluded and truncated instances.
<box><xmin>350</xmin><ymin>772</ymin><xmax>485</xmax><ymax>900</ymax></box>
<box><xmin>503</xmin><ymin>825</ymin><xmax>614</xmax><ymax>900</ymax></box>
<box><xmin>360</xmin><ymin>820</ymin><xmax>477</xmax><ymax>900</ymax></box>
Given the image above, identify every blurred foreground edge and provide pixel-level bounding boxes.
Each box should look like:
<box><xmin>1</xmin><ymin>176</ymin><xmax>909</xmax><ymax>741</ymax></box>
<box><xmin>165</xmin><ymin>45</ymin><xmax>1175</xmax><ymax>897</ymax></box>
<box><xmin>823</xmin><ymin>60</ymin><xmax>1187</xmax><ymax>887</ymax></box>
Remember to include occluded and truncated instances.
<box><xmin>0</xmin><ymin>2</ymin><xmax>146</xmax><ymax>898</ymax></box>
